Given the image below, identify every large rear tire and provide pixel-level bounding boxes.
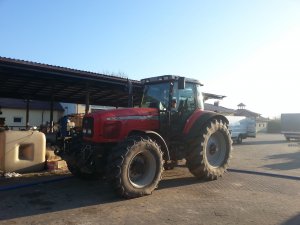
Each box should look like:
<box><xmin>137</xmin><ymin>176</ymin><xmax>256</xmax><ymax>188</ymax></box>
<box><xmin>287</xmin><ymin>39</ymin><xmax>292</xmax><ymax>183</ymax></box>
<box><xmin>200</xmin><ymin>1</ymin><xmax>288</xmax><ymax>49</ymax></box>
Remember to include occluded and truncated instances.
<box><xmin>186</xmin><ymin>119</ymin><xmax>232</xmax><ymax>180</ymax></box>
<box><xmin>107</xmin><ymin>136</ymin><xmax>164</xmax><ymax>198</ymax></box>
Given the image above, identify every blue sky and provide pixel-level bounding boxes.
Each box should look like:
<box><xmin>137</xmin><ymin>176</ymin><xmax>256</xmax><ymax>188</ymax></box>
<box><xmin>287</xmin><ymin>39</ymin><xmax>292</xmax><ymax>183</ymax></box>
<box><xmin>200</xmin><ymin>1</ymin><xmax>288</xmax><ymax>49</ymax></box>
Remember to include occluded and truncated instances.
<box><xmin>1</xmin><ymin>0</ymin><xmax>299</xmax><ymax>118</ymax></box>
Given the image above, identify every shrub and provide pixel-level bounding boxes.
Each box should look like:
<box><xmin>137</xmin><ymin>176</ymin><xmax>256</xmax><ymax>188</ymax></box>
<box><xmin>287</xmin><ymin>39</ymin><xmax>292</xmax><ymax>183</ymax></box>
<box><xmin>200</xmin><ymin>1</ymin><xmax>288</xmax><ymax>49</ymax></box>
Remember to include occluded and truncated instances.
<box><xmin>267</xmin><ymin>119</ymin><xmax>281</xmax><ymax>133</ymax></box>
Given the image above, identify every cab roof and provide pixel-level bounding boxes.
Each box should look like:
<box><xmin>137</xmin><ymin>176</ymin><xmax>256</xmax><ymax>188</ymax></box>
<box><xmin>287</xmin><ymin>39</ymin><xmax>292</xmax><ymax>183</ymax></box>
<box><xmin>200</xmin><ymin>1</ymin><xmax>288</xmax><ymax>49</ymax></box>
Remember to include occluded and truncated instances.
<box><xmin>141</xmin><ymin>75</ymin><xmax>203</xmax><ymax>86</ymax></box>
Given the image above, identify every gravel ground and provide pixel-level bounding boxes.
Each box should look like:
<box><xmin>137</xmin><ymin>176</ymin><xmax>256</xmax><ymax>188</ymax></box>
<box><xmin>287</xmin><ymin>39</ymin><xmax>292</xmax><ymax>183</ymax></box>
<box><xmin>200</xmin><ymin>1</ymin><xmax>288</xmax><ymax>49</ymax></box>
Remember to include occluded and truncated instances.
<box><xmin>0</xmin><ymin>133</ymin><xmax>299</xmax><ymax>225</ymax></box>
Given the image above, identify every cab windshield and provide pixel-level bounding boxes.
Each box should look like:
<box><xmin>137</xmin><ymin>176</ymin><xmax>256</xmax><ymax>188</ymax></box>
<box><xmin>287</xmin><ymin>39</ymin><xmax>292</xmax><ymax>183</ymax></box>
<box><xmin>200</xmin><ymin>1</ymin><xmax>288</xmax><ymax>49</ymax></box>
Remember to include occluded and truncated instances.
<box><xmin>141</xmin><ymin>81</ymin><xmax>204</xmax><ymax>111</ymax></box>
<box><xmin>141</xmin><ymin>82</ymin><xmax>170</xmax><ymax>110</ymax></box>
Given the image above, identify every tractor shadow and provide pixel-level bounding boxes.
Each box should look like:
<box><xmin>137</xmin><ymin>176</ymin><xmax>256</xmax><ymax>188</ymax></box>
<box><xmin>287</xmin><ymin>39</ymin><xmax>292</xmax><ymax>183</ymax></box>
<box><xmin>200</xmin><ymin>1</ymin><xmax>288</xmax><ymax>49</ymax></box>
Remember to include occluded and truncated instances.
<box><xmin>0</xmin><ymin>169</ymin><xmax>200</xmax><ymax>221</ymax></box>
<box><xmin>159</xmin><ymin>176</ymin><xmax>203</xmax><ymax>190</ymax></box>
<box><xmin>281</xmin><ymin>213</ymin><xmax>300</xmax><ymax>225</ymax></box>
<box><xmin>240</xmin><ymin>139</ymin><xmax>287</xmax><ymax>145</ymax></box>
<box><xmin>0</xmin><ymin>175</ymin><xmax>118</xmax><ymax>221</ymax></box>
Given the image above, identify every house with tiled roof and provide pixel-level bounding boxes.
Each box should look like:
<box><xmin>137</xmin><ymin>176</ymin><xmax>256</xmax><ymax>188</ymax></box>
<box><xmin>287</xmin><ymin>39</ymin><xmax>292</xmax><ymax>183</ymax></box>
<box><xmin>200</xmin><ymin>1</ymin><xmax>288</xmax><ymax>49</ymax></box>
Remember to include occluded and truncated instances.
<box><xmin>204</xmin><ymin>102</ymin><xmax>235</xmax><ymax>115</ymax></box>
<box><xmin>234</xmin><ymin>103</ymin><xmax>268</xmax><ymax>132</ymax></box>
<box><xmin>234</xmin><ymin>108</ymin><xmax>260</xmax><ymax>118</ymax></box>
<box><xmin>204</xmin><ymin>101</ymin><xmax>269</xmax><ymax>132</ymax></box>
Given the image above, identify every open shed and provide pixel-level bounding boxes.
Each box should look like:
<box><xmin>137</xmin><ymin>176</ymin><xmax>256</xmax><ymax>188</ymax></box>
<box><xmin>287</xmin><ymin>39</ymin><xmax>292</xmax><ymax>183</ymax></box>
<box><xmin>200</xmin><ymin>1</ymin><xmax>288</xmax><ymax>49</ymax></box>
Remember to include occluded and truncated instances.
<box><xmin>0</xmin><ymin>57</ymin><xmax>143</xmax><ymax>128</ymax></box>
<box><xmin>0</xmin><ymin>57</ymin><xmax>143</xmax><ymax>107</ymax></box>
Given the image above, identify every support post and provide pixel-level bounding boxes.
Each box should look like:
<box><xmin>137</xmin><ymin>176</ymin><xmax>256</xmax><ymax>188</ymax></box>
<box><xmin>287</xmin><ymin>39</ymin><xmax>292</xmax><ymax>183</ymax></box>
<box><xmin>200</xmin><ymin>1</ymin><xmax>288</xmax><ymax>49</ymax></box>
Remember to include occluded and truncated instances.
<box><xmin>85</xmin><ymin>83</ymin><xmax>90</xmax><ymax>115</ymax></box>
<box><xmin>127</xmin><ymin>79</ymin><xmax>133</xmax><ymax>107</ymax></box>
<box><xmin>26</xmin><ymin>99</ymin><xmax>30</xmax><ymax>129</ymax></box>
<box><xmin>50</xmin><ymin>94</ymin><xmax>54</xmax><ymax>133</ymax></box>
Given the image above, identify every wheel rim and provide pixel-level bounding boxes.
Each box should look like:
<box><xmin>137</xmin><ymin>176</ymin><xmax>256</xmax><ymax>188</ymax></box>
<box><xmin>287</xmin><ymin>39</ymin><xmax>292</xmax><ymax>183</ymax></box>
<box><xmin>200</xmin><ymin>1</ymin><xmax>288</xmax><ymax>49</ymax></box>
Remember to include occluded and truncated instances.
<box><xmin>128</xmin><ymin>151</ymin><xmax>156</xmax><ymax>188</ymax></box>
<box><xmin>206</xmin><ymin>131</ymin><xmax>227</xmax><ymax>167</ymax></box>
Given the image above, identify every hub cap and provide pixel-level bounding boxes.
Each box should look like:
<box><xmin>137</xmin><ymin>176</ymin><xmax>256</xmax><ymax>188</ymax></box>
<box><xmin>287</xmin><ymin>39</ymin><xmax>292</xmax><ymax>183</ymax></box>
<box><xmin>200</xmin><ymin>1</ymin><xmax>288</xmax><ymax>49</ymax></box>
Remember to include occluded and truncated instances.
<box><xmin>128</xmin><ymin>151</ymin><xmax>156</xmax><ymax>188</ymax></box>
<box><xmin>206</xmin><ymin>131</ymin><xmax>227</xmax><ymax>167</ymax></box>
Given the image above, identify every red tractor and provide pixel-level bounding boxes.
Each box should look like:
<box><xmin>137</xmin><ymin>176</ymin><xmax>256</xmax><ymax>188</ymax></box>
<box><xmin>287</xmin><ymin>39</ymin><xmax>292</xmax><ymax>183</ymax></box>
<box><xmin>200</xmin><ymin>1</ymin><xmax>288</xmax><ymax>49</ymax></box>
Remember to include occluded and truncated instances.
<box><xmin>59</xmin><ymin>75</ymin><xmax>232</xmax><ymax>198</ymax></box>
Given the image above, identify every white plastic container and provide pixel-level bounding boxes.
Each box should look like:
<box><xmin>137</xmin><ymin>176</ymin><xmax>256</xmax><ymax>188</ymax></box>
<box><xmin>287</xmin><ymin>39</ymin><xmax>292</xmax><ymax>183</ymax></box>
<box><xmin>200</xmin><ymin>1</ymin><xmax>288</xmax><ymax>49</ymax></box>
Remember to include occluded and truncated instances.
<box><xmin>0</xmin><ymin>130</ymin><xmax>46</xmax><ymax>173</ymax></box>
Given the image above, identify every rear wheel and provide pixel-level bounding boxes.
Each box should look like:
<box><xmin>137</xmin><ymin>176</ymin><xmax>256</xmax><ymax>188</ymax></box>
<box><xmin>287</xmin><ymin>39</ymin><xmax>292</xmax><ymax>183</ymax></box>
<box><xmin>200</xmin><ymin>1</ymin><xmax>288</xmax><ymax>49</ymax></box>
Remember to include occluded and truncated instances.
<box><xmin>107</xmin><ymin>136</ymin><xmax>164</xmax><ymax>198</ymax></box>
<box><xmin>186</xmin><ymin>119</ymin><xmax>232</xmax><ymax>180</ymax></box>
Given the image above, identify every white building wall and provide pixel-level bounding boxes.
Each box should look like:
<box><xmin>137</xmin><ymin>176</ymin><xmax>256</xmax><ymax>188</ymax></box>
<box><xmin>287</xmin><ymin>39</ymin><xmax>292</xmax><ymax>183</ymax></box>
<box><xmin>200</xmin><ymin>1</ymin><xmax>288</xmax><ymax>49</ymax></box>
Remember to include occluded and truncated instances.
<box><xmin>256</xmin><ymin>122</ymin><xmax>268</xmax><ymax>133</ymax></box>
<box><xmin>59</xmin><ymin>102</ymin><xmax>117</xmax><ymax>116</ymax></box>
<box><xmin>77</xmin><ymin>104</ymin><xmax>87</xmax><ymax>114</ymax></box>
<box><xmin>60</xmin><ymin>103</ymin><xmax>87</xmax><ymax>115</ymax></box>
<box><xmin>0</xmin><ymin>108</ymin><xmax>63</xmax><ymax>129</ymax></box>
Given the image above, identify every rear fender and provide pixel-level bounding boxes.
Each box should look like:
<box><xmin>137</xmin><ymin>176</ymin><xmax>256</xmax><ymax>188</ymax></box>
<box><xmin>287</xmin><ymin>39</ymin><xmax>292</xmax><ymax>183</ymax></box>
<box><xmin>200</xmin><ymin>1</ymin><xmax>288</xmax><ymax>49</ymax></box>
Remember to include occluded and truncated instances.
<box><xmin>184</xmin><ymin>110</ymin><xmax>229</xmax><ymax>139</ymax></box>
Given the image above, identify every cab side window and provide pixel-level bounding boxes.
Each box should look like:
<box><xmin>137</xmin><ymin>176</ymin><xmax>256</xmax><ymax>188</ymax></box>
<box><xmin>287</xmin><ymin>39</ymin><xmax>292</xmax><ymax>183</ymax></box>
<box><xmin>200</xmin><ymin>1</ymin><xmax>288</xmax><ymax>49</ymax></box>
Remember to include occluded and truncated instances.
<box><xmin>177</xmin><ymin>83</ymin><xmax>196</xmax><ymax>113</ymax></box>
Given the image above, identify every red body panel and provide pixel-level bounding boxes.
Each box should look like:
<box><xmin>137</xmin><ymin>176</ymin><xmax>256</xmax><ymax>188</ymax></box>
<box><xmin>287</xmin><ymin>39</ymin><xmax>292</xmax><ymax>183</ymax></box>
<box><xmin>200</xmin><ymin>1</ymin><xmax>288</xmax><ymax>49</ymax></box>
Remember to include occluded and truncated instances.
<box><xmin>83</xmin><ymin>108</ymin><xmax>159</xmax><ymax>143</ymax></box>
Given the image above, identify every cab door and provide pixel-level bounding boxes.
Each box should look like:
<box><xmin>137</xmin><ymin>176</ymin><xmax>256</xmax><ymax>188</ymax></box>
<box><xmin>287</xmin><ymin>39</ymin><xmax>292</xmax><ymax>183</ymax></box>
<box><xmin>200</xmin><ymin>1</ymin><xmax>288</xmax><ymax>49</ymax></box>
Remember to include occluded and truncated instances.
<box><xmin>170</xmin><ymin>82</ymin><xmax>197</xmax><ymax>135</ymax></box>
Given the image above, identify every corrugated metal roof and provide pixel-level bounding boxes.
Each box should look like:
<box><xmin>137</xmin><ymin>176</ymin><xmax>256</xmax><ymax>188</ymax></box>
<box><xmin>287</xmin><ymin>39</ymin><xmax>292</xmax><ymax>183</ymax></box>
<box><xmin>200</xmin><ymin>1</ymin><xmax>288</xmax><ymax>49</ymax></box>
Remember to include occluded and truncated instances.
<box><xmin>0</xmin><ymin>57</ymin><xmax>231</xmax><ymax>111</ymax></box>
<box><xmin>0</xmin><ymin>56</ymin><xmax>143</xmax><ymax>107</ymax></box>
<box><xmin>0</xmin><ymin>56</ymin><xmax>138</xmax><ymax>83</ymax></box>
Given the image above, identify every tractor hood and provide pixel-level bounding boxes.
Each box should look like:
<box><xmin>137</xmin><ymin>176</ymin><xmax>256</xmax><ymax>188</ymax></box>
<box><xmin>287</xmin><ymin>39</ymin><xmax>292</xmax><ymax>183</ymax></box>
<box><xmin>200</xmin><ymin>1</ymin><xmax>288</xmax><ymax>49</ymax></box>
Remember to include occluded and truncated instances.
<box><xmin>88</xmin><ymin>107</ymin><xmax>159</xmax><ymax>120</ymax></box>
<box><xmin>83</xmin><ymin>107</ymin><xmax>159</xmax><ymax>143</ymax></box>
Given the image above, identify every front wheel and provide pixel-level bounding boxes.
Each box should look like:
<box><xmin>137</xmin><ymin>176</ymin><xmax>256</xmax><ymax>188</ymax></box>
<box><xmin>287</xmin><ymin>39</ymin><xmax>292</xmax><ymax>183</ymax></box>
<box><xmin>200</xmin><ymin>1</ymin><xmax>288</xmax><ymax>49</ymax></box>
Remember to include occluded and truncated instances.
<box><xmin>186</xmin><ymin>119</ymin><xmax>232</xmax><ymax>180</ymax></box>
<box><xmin>66</xmin><ymin>160</ymin><xmax>101</xmax><ymax>180</ymax></box>
<box><xmin>107</xmin><ymin>136</ymin><xmax>164</xmax><ymax>198</ymax></box>
<box><xmin>164</xmin><ymin>160</ymin><xmax>177</xmax><ymax>170</ymax></box>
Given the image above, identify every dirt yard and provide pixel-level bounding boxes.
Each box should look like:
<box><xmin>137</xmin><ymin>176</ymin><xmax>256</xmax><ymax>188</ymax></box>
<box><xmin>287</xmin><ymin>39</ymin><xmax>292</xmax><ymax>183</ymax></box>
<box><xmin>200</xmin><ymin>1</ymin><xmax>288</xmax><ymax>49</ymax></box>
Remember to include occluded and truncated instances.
<box><xmin>0</xmin><ymin>133</ymin><xmax>299</xmax><ymax>225</ymax></box>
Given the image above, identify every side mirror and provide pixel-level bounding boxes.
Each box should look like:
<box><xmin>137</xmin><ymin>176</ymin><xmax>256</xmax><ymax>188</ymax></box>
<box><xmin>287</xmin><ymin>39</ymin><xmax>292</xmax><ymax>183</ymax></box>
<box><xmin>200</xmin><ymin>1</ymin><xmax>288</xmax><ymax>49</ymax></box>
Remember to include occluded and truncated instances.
<box><xmin>178</xmin><ymin>77</ymin><xmax>185</xmax><ymax>89</ymax></box>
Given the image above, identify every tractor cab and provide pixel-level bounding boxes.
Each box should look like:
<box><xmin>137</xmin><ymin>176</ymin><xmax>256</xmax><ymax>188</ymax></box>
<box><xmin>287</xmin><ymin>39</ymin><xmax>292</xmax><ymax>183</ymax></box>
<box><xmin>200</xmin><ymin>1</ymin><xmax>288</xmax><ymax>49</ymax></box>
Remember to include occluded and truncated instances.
<box><xmin>141</xmin><ymin>75</ymin><xmax>204</xmax><ymax>137</ymax></box>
